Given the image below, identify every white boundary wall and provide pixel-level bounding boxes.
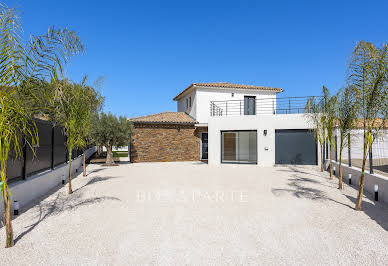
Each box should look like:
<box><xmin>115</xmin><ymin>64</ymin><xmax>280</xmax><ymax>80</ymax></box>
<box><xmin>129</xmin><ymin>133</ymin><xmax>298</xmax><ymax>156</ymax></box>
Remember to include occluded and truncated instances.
<box><xmin>1</xmin><ymin>147</ymin><xmax>96</xmax><ymax>213</ymax></box>
<box><xmin>334</xmin><ymin>129</ymin><xmax>388</xmax><ymax>161</ymax></box>
<box><xmin>326</xmin><ymin>160</ymin><xmax>388</xmax><ymax>205</ymax></box>
<box><xmin>208</xmin><ymin>114</ymin><xmax>320</xmax><ymax>166</ymax></box>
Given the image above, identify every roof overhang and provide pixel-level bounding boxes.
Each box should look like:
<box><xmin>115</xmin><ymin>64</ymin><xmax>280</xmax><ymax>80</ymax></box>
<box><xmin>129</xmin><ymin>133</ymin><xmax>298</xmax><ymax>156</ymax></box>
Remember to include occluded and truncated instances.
<box><xmin>173</xmin><ymin>84</ymin><xmax>196</xmax><ymax>101</ymax></box>
<box><xmin>173</xmin><ymin>83</ymin><xmax>283</xmax><ymax>101</ymax></box>
<box><xmin>132</xmin><ymin>121</ymin><xmax>197</xmax><ymax>125</ymax></box>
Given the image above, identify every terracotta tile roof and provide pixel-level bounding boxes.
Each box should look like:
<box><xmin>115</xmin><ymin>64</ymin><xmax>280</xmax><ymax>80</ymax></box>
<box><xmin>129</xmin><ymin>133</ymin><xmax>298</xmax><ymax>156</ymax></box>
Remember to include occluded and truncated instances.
<box><xmin>334</xmin><ymin>118</ymin><xmax>388</xmax><ymax>129</ymax></box>
<box><xmin>173</xmin><ymin>82</ymin><xmax>283</xmax><ymax>100</ymax></box>
<box><xmin>129</xmin><ymin>111</ymin><xmax>197</xmax><ymax>124</ymax></box>
<box><xmin>354</xmin><ymin>118</ymin><xmax>388</xmax><ymax>129</ymax></box>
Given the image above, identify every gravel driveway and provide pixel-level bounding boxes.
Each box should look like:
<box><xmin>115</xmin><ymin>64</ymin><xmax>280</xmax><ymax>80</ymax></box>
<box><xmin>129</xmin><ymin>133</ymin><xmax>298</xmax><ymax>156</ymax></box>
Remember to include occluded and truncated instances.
<box><xmin>1</xmin><ymin>162</ymin><xmax>388</xmax><ymax>265</ymax></box>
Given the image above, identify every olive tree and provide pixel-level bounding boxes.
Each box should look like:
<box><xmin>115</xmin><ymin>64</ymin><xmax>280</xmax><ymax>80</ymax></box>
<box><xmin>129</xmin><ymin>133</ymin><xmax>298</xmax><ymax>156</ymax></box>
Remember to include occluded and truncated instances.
<box><xmin>347</xmin><ymin>41</ymin><xmax>388</xmax><ymax>210</ymax></box>
<box><xmin>0</xmin><ymin>5</ymin><xmax>83</xmax><ymax>247</ymax></box>
<box><xmin>90</xmin><ymin>113</ymin><xmax>132</xmax><ymax>165</ymax></box>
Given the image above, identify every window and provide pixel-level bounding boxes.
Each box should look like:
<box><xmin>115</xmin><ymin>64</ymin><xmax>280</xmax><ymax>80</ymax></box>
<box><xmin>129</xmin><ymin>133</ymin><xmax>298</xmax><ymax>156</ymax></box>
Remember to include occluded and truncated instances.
<box><xmin>244</xmin><ymin>96</ymin><xmax>256</xmax><ymax>115</ymax></box>
<box><xmin>186</xmin><ymin>98</ymin><xmax>188</xmax><ymax>109</ymax></box>
<box><xmin>189</xmin><ymin>97</ymin><xmax>192</xmax><ymax>107</ymax></box>
<box><xmin>201</xmin><ymin>133</ymin><xmax>208</xmax><ymax>160</ymax></box>
<box><xmin>221</xmin><ymin>131</ymin><xmax>257</xmax><ymax>164</ymax></box>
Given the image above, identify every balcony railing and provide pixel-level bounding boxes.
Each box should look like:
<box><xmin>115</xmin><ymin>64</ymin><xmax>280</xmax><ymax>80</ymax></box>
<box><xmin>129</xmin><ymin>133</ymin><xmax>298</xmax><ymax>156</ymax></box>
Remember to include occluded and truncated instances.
<box><xmin>210</xmin><ymin>96</ymin><xmax>321</xmax><ymax>116</ymax></box>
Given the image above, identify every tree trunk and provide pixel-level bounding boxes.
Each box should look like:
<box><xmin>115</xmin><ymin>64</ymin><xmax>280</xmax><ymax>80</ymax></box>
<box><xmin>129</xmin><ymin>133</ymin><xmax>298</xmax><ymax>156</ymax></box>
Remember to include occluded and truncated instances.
<box><xmin>1</xmin><ymin>169</ymin><xmax>14</xmax><ymax>248</ymax></box>
<box><xmin>83</xmin><ymin>151</ymin><xmax>86</xmax><ymax>177</ymax></box>
<box><xmin>105</xmin><ymin>145</ymin><xmax>114</xmax><ymax>165</ymax></box>
<box><xmin>68</xmin><ymin>152</ymin><xmax>73</xmax><ymax>194</ymax></box>
<box><xmin>329</xmin><ymin>143</ymin><xmax>333</xmax><ymax>179</ymax></box>
<box><xmin>338</xmin><ymin>153</ymin><xmax>343</xmax><ymax>189</ymax></box>
<box><xmin>4</xmin><ymin>195</ymin><xmax>13</xmax><ymax>248</ymax></box>
<box><xmin>97</xmin><ymin>145</ymin><xmax>103</xmax><ymax>156</ymax></box>
<box><xmin>356</xmin><ymin>135</ymin><xmax>368</xmax><ymax>210</ymax></box>
<box><xmin>338</xmin><ymin>138</ymin><xmax>344</xmax><ymax>189</ymax></box>
<box><xmin>320</xmin><ymin>143</ymin><xmax>324</xmax><ymax>172</ymax></box>
<box><xmin>2</xmin><ymin>177</ymin><xmax>14</xmax><ymax>248</ymax></box>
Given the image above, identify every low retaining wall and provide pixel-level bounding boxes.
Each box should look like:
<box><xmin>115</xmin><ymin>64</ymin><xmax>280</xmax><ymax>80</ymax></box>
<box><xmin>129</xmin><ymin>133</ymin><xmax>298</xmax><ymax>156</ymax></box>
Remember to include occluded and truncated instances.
<box><xmin>325</xmin><ymin>160</ymin><xmax>388</xmax><ymax>205</ymax></box>
<box><xmin>1</xmin><ymin>147</ymin><xmax>96</xmax><ymax>213</ymax></box>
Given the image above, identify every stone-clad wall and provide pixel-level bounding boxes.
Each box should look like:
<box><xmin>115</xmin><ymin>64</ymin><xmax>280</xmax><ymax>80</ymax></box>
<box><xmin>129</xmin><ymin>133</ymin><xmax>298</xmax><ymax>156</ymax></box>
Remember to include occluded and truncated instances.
<box><xmin>194</xmin><ymin>126</ymin><xmax>208</xmax><ymax>139</ymax></box>
<box><xmin>131</xmin><ymin>124</ymin><xmax>206</xmax><ymax>163</ymax></box>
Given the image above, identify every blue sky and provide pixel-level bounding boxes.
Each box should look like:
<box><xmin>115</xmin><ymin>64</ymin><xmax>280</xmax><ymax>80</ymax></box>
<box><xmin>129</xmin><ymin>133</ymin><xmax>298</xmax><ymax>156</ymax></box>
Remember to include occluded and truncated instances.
<box><xmin>8</xmin><ymin>0</ymin><xmax>388</xmax><ymax>117</ymax></box>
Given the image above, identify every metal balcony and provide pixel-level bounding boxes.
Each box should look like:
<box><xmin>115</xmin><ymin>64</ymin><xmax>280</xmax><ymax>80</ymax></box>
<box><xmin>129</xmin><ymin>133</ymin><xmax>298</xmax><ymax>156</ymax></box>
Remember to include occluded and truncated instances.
<box><xmin>210</xmin><ymin>96</ymin><xmax>321</xmax><ymax>116</ymax></box>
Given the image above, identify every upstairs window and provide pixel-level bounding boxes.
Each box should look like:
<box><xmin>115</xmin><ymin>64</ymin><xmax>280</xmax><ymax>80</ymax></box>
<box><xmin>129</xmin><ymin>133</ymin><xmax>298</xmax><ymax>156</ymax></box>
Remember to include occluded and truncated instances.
<box><xmin>186</xmin><ymin>96</ymin><xmax>192</xmax><ymax>109</ymax></box>
<box><xmin>244</xmin><ymin>96</ymin><xmax>256</xmax><ymax>115</ymax></box>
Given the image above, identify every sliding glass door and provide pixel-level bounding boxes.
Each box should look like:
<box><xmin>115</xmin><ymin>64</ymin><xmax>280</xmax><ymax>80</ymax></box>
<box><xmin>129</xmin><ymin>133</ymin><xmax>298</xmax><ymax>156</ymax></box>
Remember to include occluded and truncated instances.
<box><xmin>221</xmin><ymin>131</ymin><xmax>257</xmax><ymax>164</ymax></box>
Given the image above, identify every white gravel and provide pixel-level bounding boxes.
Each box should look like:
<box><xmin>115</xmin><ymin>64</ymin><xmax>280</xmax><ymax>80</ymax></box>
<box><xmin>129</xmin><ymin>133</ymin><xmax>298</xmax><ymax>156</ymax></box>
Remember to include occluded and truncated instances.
<box><xmin>0</xmin><ymin>162</ymin><xmax>387</xmax><ymax>265</ymax></box>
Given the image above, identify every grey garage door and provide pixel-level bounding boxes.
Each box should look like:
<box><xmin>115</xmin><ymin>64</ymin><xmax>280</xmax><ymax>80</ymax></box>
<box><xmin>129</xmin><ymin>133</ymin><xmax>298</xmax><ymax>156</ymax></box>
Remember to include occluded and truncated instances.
<box><xmin>275</xmin><ymin>129</ymin><xmax>317</xmax><ymax>165</ymax></box>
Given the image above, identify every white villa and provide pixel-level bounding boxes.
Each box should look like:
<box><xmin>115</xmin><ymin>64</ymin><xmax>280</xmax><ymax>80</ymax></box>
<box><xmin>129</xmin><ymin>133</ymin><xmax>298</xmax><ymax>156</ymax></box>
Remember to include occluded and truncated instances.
<box><xmin>129</xmin><ymin>82</ymin><xmax>320</xmax><ymax>166</ymax></box>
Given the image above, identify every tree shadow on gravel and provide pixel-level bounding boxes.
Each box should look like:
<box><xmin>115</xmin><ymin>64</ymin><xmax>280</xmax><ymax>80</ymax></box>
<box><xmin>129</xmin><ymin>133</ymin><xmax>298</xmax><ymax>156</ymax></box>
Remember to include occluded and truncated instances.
<box><xmin>274</xmin><ymin>166</ymin><xmax>388</xmax><ymax>232</ymax></box>
<box><xmin>277</xmin><ymin>166</ymin><xmax>338</xmax><ymax>188</ymax></box>
<box><xmin>345</xmin><ymin>195</ymin><xmax>388</xmax><ymax>232</ymax></box>
<box><xmin>86</xmin><ymin>168</ymin><xmax>105</xmax><ymax>175</ymax></box>
<box><xmin>14</xmin><ymin>191</ymin><xmax>121</xmax><ymax>244</ymax></box>
<box><xmin>73</xmin><ymin>176</ymin><xmax>124</xmax><ymax>193</ymax></box>
<box><xmin>275</xmin><ymin>166</ymin><xmax>324</xmax><ymax>178</ymax></box>
<box><xmin>271</xmin><ymin>175</ymin><xmax>352</xmax><ymax>209</ymax></box>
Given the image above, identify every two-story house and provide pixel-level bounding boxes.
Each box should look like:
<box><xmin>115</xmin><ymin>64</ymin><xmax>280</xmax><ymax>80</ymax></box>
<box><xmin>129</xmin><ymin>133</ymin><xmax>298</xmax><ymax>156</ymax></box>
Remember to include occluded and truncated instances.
<box><xmin>130</xmin><ymin>82</ymin><xmax>320</xmax><ymax>166</ymax></box>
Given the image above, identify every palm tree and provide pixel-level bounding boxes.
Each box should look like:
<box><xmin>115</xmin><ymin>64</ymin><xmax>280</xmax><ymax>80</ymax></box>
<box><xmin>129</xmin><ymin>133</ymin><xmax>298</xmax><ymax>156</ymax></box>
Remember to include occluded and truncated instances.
<box><xmin>325</xmin><ymin>91</ymin><xmax>338</xmax><ymax>179</ymax></box>
<box><xmin>335</xmin><ymin>86</ymin><xmax>357</xmax><ymax>189</ymax></box>
<box><xmin>49</xmin><ymin>79</ymin><xmax>101</xmax><ymax>193</ymax></box>
<box><xmin>305</xmin><ymin>96</ymin><xmax>326</xmax><ymax>172</ymax></box>
<box><xmin>305</xmin><ymin>87</ymin><xmax>337</xmax><ymax>174</ymax></box>
<box><xmin>0</xmin><ymin>5</ymin><xmax>83</xmax><ymax>247</ymax></box>
<box><xmin>0</xmin><ymin>87</ymin><xmax>38</xmax><ymax>248</ymax></box>
<box><xmin>347</xmin><ymin>41</ymin><xmax>388</xmax><ymax>210</ymax></box>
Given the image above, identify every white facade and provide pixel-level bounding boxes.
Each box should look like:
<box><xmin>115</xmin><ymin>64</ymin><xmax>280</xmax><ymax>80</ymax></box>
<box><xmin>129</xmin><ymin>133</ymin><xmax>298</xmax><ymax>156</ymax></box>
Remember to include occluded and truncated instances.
<box><xmin>176</xmin><ymin>86</ymin><xmax>278</xmax><ymax>124</ymax></box>
<box><xmin>174</xmin><ymin>83</ymin><xmax>317</xmax><ymax>166</ymax></box>
<box><xmin>177</xmin><ymin>90</ymin><xmax>197</xmax><ymax>120</ymax></box>
<box><xmin>208</xmin><ymin>114</ymin><xmax>319</xmax><ymax>166</ymax></box>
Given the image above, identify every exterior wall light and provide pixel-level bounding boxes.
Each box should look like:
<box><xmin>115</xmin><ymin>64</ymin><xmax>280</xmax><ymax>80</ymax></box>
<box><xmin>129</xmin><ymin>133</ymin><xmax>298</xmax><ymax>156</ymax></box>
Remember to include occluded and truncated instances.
<box><xmin>374</xmin><ymin>184</ymin><xmax>379</xmax><ymax>201</ymax></box>
<box><xmin>348</xmin><ymin>173</ymin><xmax>352</xmax><ymax>185</ymax></box>
<box><xmin>62</xmin><ymin>174</ymin><xmax>65</xmax><ymax>185</ymax></box>
<box><xmin>263</xmin><ymin>130</ymin><xmax>267</xmax><ymax>136</ymax></box>
<box><xmin>13</xmin><ymin>200</ymin><xmax>19</xmax><ymax>215</ymax></box>
<box><xmin>231</xmin><ymin>93</ymin><xmax>234</xmax><ymax>97</ymax></box>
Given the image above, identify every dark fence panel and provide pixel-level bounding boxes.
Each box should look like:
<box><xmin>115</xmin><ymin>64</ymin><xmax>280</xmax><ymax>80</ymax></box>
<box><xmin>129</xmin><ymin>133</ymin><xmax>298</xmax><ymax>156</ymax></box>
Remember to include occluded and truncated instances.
<box><xmin>53</xmin><ymin>126</ymin><xmax>66</xmax><ymax>166</ymax></box>
<box><xmin>5</xmin><ymin>119</ymin><xmax>76</xmax><ymax>182</ymax></box>
<box><xmin>71</xmin><ymin>148</ymin><xmax>82</xmax><ymax>159</ymax></box>
<box><xmin>6</xmin><ymin>151</ymin><xmax>23</xmax><ymax>180</ymax></box>
<box><xmin>26</xmin><ymin>121</ymin><xmax>52</xmax><ymax>176</ymax></box>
